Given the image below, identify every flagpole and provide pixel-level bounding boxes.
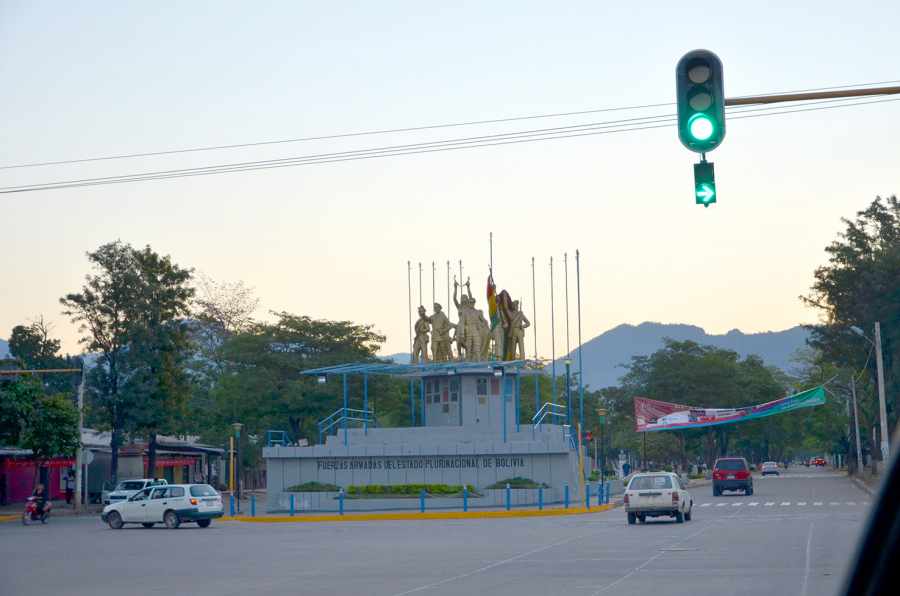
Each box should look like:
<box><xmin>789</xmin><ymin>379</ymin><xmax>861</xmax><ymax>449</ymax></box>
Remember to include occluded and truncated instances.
<box><xmin>407</xmin><ymin>261</ymin><xmax>413</xmax><ymax>355</ymax></box>
<box><xmin>446</xmin><ymin>260</ymin><xmax>450</xmax><ymax>312</ymax></box>
<box><xmin>576</xmin><ymin>249</ymin><xmax>584</xmax><ymax>435</ymax></box>
<box><xmin>489</xmin><ymin>232</ymin><xmax>493</xmax><ymax>273</ymax></box>
<box><xmin>564</xmin><ymin>252</ymin><xmax>570</xmax><ymax>357</ymax></box>
<box><xmin>550</xmin><ymin>257</ymin><xmax>557</xmax><ymax>401</ymax></box>
<box><xmin>531</xmin><ymin>256</ymin><xmax>537</xmax><ymax>359</ymax></box>
<box><xmin>432</xmin><ymin>261</ymin><xmax>435</xmax><ymax>306</ymax></box>
<box><xmin>418</xmin><ymin>262</ymin><xmax>423</xmax><ymax>307</ymax></box>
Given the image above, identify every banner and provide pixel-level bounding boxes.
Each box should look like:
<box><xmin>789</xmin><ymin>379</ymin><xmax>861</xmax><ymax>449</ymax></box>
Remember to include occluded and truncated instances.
<box><xmin>633</xmin><ymin>386</ymin><xmax>826</xmax><ymax>432</ymax></box>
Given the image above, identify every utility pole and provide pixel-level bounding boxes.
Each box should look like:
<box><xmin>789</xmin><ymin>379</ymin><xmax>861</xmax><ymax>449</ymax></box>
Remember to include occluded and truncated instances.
<box><xmin>850</xmin><ymin>375</ymin><xmax>863</xmax><ymax>474</ymax></box>
<box><xmin>74</xmin><ymin>365</ymin><xmax>86</xmax><ymax>513</ymax></box>
<box><xmin>874</xmin><ymin>322</ymin><xmax>890</xmax><ymax>462</ymax></box>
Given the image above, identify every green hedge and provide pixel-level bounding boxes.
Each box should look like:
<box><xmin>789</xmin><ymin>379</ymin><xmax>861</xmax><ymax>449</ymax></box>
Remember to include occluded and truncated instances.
<box><xmin>346</xmin><ymin>484</ymin><xmax>479</xmax><ymax>498</ymax></box>
<box><xmin>486</xmin><ymin>477</ymin><xmax>549</xmax><ymax>489</ymax></box>
<box><xmin>286</xmin><ymin>481</ymin><xmax>340</xmax><ymax>492</ymax></box>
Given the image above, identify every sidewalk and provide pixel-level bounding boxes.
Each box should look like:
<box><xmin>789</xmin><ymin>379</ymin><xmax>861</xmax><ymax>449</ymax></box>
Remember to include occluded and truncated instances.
<box><xmin>0</xmin><ymin>499</ymin><xmax>103</xmax><ymax>520</ymax></box>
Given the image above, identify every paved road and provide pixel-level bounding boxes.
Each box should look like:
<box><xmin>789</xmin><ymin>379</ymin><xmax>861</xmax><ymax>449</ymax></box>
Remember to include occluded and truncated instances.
<box><xmin>0</xmin><ymin>467</ymin><xmax>870</xmax><ymax>596</ymax></box>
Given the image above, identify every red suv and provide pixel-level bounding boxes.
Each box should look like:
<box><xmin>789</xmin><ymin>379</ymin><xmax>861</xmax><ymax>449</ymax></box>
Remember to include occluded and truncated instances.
<box><xmin>712</xmin><ymin>457</ymin><xmax>753</xmax><ymax>496</ymax></box>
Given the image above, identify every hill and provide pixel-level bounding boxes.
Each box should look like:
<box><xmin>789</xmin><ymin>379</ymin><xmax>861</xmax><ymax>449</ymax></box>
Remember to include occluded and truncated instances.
<box><xmin>0</xmin><ymin>338</ymin><xmax>8</xmax><ymax>358</ymax></box>
<box><xmin>553</xmin><ymin>322</ymin><xmax>809</xmax><ymax>389</ymax></box>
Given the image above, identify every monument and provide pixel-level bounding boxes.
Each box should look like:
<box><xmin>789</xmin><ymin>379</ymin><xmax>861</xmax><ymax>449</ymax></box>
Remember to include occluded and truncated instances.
<box><xmin>263</xmin><ymin>268</ymin><xmax>581</xmax><ymax>513</ymax></box>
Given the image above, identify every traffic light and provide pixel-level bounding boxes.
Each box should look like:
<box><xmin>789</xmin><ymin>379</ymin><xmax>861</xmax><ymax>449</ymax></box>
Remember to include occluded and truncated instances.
<box><xmin>676</xmin><ymin>50</ymin><xmax>725</xmax><ymax>153</ymax></box>
<box><xmin>694</xmin><ymin>161</ymin><xmax>716</xmax><ymax>207</ymax></box>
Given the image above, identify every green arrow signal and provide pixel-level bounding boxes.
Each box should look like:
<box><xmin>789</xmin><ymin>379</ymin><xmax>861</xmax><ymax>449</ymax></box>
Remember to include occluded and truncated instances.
<box><xmin>696</xmin><ymin>183</ymin><xmax>715</xmax><ymax>203</ymax></box>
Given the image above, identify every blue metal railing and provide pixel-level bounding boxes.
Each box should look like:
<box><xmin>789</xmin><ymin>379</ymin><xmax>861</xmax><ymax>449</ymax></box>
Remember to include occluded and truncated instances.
<box><xmin>532</xmin><ymin>401</ymin><xmax>567</xmax><ymax>435</ymax></box>
<box><xmin>563</xmin><ymin>424</ymin><xmax>577</xmax><ymax>450</ymax></box>
<box><xmin>317</xmin><ymin>407</ymin><xmax>376</xmax><ymax>445</ymax></box>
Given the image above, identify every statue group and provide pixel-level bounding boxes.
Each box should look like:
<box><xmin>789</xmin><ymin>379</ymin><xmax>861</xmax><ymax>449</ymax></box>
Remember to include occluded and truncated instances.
<box><xmin>411</xmin><ymin>277</ymin><xmax>530</xmax><ymax>363</ymax></box>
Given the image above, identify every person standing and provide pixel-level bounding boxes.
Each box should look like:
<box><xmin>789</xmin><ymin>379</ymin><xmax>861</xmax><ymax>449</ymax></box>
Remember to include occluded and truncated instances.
<box><xmin>65</xmin><ymin>469</ymin><xmax>75</xmax><ymax>505</ymax></box>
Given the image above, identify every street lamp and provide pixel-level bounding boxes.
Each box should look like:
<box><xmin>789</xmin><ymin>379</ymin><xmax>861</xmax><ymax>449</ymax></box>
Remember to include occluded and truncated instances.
<box><xmin>231</xmin><ymin>423</ymin><xmax>243</xmax><ymax>504</ymax></box>
<box><xmin>850</xmin><ymin>324</ymin><xmax>890</xmax><ymax>463</ymax></box>
<box><xmin>597</xmin><ymin>408</ymin><xmax>608</xmax><ymax>481</ymax></box>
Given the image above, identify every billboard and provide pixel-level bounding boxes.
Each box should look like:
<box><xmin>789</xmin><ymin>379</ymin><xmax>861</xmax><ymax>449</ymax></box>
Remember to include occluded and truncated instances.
<box><xmin>634</xmin><ymin>386</ymin><xmax>826</xmax><ymax>432</ymax></box>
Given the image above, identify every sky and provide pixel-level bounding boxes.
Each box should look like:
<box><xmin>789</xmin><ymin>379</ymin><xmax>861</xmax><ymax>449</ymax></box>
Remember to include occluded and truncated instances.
<box><xmin>1</xmin><ymin>1</ymin><xmax>899</xmax><ymax>357</ymax></box>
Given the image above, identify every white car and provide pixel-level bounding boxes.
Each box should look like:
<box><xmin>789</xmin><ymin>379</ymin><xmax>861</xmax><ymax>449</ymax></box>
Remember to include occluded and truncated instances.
<box><xmin>101</xmin><ymin>483</ymin><xmax>224</xmax><ymax>529</ymax></box>
<box><xmin>103</xmin><ymin>478</ymin><xmax>167</xmax><ymax>505</ymax></box>
<box><xmin>624</xmin><ymin>472</ymin><xmax>693</xmax><ymax>524</ymax></box>
<box><xmin>761</xmin><ymin>461</ymin><xmax>780</xmax><ymax>476</ymax></box>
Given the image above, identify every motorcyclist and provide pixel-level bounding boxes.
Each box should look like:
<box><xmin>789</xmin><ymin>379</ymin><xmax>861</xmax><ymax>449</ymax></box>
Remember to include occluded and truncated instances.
<box><xmin>31</xmin><ymin>483</ymin><xmax>49</xmax><ymax>516</ymax></box>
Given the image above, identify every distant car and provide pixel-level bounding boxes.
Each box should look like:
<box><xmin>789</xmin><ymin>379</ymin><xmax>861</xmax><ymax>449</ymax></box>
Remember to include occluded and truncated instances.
<box><xmin>103</xmin><ymin>478</ymin><xmax>168</xmax><ymax>505</ymax></box>
<box><xmin>761</xmin><ymin>461</ymin><xmax>780</xmax><ymax>476</ymax></box>
<box><xmin>814</xmin><ymin>457</ymin><xmax>826</xmax><ymax>466</ymax></box>
<box><xmin>101</xmin><ymin>483</ymin><xmax>223</xmax><ymax>529</ymax></box>
<box><xmin>712</xmin><ymin>457</ymin><xmax>753</xmax><ymax>496</ymax></box>
<box><xmin>624</xmin><ymin>472</ymin><xmax>693</xmax><ymax>524</ymax></box>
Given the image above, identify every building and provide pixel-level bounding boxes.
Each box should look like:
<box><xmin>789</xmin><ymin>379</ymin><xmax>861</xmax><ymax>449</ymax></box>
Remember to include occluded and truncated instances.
<box><xmin>263</xmin><ymin>360</ymin><xmax>582</xmax><ymax>512</ymax></box>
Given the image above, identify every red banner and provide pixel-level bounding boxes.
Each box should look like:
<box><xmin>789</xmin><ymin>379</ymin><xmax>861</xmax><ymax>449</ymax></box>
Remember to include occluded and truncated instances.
<box><xmin>1</xmin><ymin>457</ymin><xmax>75</xmax><ymax>469</ymax></box>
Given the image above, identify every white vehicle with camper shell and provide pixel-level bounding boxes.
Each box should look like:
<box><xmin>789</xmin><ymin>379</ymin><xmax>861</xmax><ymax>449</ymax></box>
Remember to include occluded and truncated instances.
<box><xmin>103</xmin><ymin>478</ymin><xmax>167</xmax><ymax>505</ymax></box>
<box><xmin>101</xmin><ymin>483</ymin><xmax>223</xmax><ymax>529</ymax></box>
<box><xmin>624</xmin><ymin>472</ymin><xmax>693</xmax><ymax>524</ymax></box>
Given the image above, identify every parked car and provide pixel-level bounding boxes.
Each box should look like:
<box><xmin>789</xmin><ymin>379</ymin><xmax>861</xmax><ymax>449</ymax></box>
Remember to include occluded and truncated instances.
<box><xmin>814</xmin><ymin>457</ymin><xmax>827</xmax><ymax>466</ymax></box>
<box><xmin>101</xmin><ymin>483</ymin><xmax>223</xmax><ymax>529</ymax></box>
<box><xmin>761</xmin><ymin>461</ymin><xmax>780</xmax><ymax>476</ymax></box>
<box><xmin>103</xmin><ymin>478</ymin><xmax>168</xmax><ymax>505</ymax></box>
<box><xmin>712</xmin><ymin>457</ymin><xmax>753</xmax><ymax>496</ymax></box>
<box><xmin>624</xmin><ymin>472</ymin><xmax>693</xmax><ymax>524</ymax></box>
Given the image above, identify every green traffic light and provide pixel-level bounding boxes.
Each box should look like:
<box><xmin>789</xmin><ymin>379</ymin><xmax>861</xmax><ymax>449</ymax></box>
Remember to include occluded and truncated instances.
<box><xmin>696</xmin><ymin>182</ymin><xmax>715</xmax><ymax>206</ymax></box>
<box><xmin>688</xmin><ymin>113</ymin><xmax>715</xmax><ymax>141</ymax></box>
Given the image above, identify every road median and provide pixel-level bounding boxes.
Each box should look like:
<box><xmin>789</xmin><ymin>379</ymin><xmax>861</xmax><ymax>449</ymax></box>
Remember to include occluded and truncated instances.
<box><xmin>223</xmin><ymin>503</ymin><xmax>617</xmax><ymax>523</ymax></box>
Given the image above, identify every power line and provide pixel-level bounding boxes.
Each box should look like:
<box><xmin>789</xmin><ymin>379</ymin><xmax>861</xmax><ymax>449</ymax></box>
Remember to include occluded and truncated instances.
<box><xmin>3</xmin><ymin>79</ymin><xmax>899</xmax><ymax>171</ymax></box>
<box><xmin>2</xmin><ymin>96</ymin><xmax>898</xmax><ymax>195</ymax></box>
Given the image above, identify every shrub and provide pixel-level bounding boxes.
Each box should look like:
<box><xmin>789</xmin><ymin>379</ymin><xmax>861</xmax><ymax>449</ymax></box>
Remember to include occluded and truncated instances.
<box><xmin>343</xmin><ymin>483</ymin><xmax>481</xmax><ymax>498</ymax></box>
<box><xmin>286</xmin><ymin>482</ymin><xmax>340</xmax><ymax>492</ymax></box>
<box><xmin>486</xmin><ymin>477</ymin><xmax>549</xmax><ymax>489</ymax></box>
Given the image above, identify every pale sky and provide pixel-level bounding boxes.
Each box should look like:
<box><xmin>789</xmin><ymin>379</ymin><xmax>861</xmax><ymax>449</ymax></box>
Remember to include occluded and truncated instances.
<box><xmin>2</xmin><ymin>1</ymin><xmax>899</xmax><ymax>357</ymax></box>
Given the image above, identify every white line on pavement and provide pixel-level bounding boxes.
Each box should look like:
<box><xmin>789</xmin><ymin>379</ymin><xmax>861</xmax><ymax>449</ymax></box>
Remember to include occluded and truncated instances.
<box><xmin>699</xmin><ymin>503</ymin><xmax>711</xmax><ymax>507</ymax></box>
<box><xmin>765</xmin><ymin>502</ymin><xmax>774</xmax><ymax>506</ymax></box>
<box><xmin>800</xmin><ymin>521</ymin><xmax>814</xmax><ymax>596</ymax></box>
<box><xmin>781</xmin><ymin>502</ymin><xmax>791</xmax><ymax>506</ymax></box>
<box><xmin>731</xmin><ymin>502</ymin><xmax>742</xmax><ymax>507</ymax></box>
<box><xmin>862</xmin><ymin>502</ymin><xmax>869</xmax><ymax>506</ymax></box>
<box><xmin>846</xmin><ymin>501</ymin><xmax>856</xmax><ymax>506</ymax></box>
<box><xmin>829</xmin><ymin>502</ymin><xmax>840</xmax><ymax>506</ymax></box>
<box><xmin>813</xmin><ymin>502</ymin><xmax>823</xmax><ymax>506</ymax></box>
<box><xmin>716</xmin><ymin>503</ymin><xmax>727</xmax><ymax>507</ymax></box>
<box><xmin>797</xmin><ymin>502</ymin><xmax>807</xmax><ymax>506</ymax></box>
<box><xmin>748</xmin><ymin>502</ymin><xmax>759</xmax><ymax>507</ymax></box>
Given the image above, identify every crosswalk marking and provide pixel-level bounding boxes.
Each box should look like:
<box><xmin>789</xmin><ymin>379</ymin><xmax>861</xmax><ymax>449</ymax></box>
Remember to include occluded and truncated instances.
<box><xmin>696</xmin><ymin>500</ymin><xmax>865</xmax><ymax>509</ymax></box>
<box><xmin>764</xmin><ymin>502</ymin><xmax>775</xmax><ymax>506</ymax></box>
<box><xmin>748</xmin><ymin>502</ymin><xmax>759</xmax><ymax>507</ymax></box>
<box><xmin>813</xmin><ymin>502</ymin><xmax>823</xmax><ymax>506</ymax></box>
<box><xmin>699</xmin><ymin>503</ymin><xmax>711</xmax><ymax>507</ymax></box>
<box><xmin>781</xmin><ymin>502</ymin><xmax>791</xmax><ymax>506</ymax></box>
<box><xmin>797</xmin><ymin>502</ymin><xmax>807</xmax><ymax>506</ymax></box>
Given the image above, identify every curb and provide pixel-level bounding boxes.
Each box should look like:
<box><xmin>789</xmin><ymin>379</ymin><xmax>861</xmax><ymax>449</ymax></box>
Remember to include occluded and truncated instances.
<box><xmin>222</xmin><ymin>503</ymin><xmax>617</xmax><ymax>523</ymax></box>
<box><xmin>0</xmin><ymin>514</ymin><xmax>20</xmax><ymax>523</ymax></box>
<box><xmin>851</xmin><ymin>477</ymin><xmax>877</xmax><ymax>497</ymax></box>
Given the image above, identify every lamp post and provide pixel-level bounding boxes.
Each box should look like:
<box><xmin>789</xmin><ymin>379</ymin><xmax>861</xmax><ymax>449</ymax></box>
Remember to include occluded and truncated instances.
<box><xmin>564</xmin><ymin>359</ymin><xmax>572</xmax><ymax>427</ymax></box>
<box><xmin>232</xmin><ymin>423</ymin><xmax>243</xmax><ymax>503</ymax></box>
<box><xmin>597</xmin><ymin>408</ymin><xmax>608</xmax><ymax>481</ymax></box>
<box><xmin>850</xmin><ymin>376</ymin><xmax>864</xmax><ymax>473</ymax></box>
<box><xmin>851</xmin><ymin>324</ymin><xmax>890</xmax><ymax>462</ymax></box>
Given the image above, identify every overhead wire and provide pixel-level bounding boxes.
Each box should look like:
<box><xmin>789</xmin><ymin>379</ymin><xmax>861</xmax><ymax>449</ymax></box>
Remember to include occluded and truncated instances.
<box><xmin>2</xmin><ymin>96</ymin><xmax>899</xmax><ymax>194</ymax></box>
<box><xmin>2</xmin><ymin>79</ymin><xmax>899</xmax><ymax>171</ymax></box>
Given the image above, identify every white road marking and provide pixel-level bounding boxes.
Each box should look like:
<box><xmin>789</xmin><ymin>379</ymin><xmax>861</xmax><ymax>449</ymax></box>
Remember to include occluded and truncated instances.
<box><xmin>781</xmin><ymin>502</ymin><xmax>791</xmax><ymax>506</ymax></box>
<box><xmin>846</xmin><ymin>501</ymin><xmax>856</xmax><ymax>506</ymax></box>
<box><xmin>699</xmin><ymin>503</ymin><xmax>711</xmax><ymax>507</ymax></box>
<box><xmin>813</xmin><ymin>502</ymin><xmax>823</xmax><ymax>506</ymax></box>
<box><xmin>800</xmin><ymin>521</ymin><xmax>814</xmax><ymax>596</ymax></box>
<box><xmin>764</xmin><ymin>502</ymin><xmax>775</xmax><ymax>506</ymax></box>
<box><xmin>829</xmin><ymin>502</ymin><xmax>840</xmax><ymax>506</ymax></box>
<box><xmin>731</xmin><ymin>502</ymin><xmax>742</xmax><ymax>507</ymax></box>
<box><xmin>748</xmin><ymin>502</ymin><xmax>759</xmax><ymax>507</ymax></box>
<box><xmin>716</xmin><ymin>503</ymin><xmax>727</xmax><ymax>507</ymax></box>
<box><xmin>797</xmin><ymin>502</ymin><xmax>807</xmax><ymax>506</ymax></box>
<box><xmin>862</xmin><ymin>502</ymin><xmax>870</xmax><ymax>506</ymax></box>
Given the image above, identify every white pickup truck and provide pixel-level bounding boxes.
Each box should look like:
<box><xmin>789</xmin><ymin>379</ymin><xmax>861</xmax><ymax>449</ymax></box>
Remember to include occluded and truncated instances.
<box><xmin>103</xmin><ymin>478</ymin><xmax>167</xmax><ymax>505</ymax></box>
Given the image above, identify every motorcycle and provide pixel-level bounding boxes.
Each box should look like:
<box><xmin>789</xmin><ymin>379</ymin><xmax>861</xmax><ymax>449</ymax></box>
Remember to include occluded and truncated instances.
<box><xmin>22</xmin><ymin>496</ymin><xmax>51</xmax><ymax>525</ymax></box>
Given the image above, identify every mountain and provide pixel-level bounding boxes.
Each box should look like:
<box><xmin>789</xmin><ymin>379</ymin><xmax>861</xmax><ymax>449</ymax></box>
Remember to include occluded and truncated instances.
<box><xmin>0</xmin><ymin>338</ymin><xmax>9</xmax><ymax>358</ymax></box>
<box><xmin>554</xmin><ymin>322</ymin><xmax>810</xmax><ymax>389</ymax></box>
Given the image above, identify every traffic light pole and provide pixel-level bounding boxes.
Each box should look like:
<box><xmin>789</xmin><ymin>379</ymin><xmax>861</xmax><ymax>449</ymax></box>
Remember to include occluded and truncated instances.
<box><xmin>725</xmin><ymin>85</ymin><xmax>900</xmax><ymax>106</ymax></box>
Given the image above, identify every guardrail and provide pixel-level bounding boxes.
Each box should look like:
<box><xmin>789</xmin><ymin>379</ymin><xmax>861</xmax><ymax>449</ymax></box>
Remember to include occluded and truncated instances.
<box><xmin>532</xmin><ymin>402</ymin><xmax>567</xmax><ymax>437</ymax></box>
<box><xmin>317</xmin><ymin>407</ymin><xmax>376</xmax><ymax>446</ymax></box>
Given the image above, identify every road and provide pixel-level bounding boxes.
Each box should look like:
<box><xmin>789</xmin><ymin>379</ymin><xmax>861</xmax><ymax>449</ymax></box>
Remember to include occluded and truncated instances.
<box><xmin>0</xmin><ymin>467</ymin><xmax>871</xmax><ymax>596</ymax></box>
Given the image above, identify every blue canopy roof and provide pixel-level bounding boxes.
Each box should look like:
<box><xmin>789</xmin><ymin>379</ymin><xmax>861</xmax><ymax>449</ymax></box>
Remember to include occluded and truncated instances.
<box><xmin>302</xmin><ymin>359</ymin><xmax>544</xmax><ymax>378</ymax></box>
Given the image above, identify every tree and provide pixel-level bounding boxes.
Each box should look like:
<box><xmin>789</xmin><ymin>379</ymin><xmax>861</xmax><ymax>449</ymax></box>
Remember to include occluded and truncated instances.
<box><xmin>8</xmin><ymin>317</ymin><xmax>76</xmax><ymax>394</ymax></box>
<box><xmin>0</xmin><ymin>378</ymin><xmax>41</xmax><ymax>446</ymax></box>
<box><xmin>20</xmin><ymin>393</ymin><xmax>80</xmax><ymax>486</ymax></box>
<box><xmin>61</xmin><ymin>241</ymin><xmax>194</xmax><ymax>482</ymax></box>
<box><xmin>804</xmin><ymin>195</ymin><xmax>900</xmax><ymax>442</ymax></box>
<box><xmin>193</xmin><ymin>273</ymin><xmax>259</xmax><ymax>335</ymax></box>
